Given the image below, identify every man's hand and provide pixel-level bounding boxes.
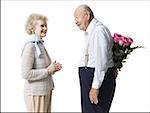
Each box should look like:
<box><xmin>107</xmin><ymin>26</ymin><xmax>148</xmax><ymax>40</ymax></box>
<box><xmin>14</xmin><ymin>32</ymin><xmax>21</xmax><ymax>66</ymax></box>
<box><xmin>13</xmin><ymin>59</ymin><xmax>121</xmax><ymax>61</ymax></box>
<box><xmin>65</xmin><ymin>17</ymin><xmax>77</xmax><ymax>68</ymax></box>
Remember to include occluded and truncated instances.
<box><xmin>89</xmin><ymin>88</ymin><xmax>99</xmax><ymax>104</ymax></box>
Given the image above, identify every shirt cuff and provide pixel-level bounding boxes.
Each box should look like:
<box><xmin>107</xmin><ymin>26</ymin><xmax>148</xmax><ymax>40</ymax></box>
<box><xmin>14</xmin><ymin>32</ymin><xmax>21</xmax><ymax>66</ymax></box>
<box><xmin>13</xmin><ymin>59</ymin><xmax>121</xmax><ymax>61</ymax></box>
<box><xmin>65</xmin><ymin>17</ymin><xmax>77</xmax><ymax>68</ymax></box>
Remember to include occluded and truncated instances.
<box><xmin>91</xmin><ymin>80</ymin><xmax>102</xmax><ymax>89</ymax></box>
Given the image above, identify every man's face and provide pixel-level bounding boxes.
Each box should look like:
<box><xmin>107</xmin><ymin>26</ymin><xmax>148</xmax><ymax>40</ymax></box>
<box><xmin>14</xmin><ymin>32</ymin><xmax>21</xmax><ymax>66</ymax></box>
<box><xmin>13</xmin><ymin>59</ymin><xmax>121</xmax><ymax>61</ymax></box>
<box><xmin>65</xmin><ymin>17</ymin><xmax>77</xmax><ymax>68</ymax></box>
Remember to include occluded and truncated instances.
<box><xmin>74</xmin><ymin>9</ymin><xmax>89</xmax><ymax>31</ymax></box>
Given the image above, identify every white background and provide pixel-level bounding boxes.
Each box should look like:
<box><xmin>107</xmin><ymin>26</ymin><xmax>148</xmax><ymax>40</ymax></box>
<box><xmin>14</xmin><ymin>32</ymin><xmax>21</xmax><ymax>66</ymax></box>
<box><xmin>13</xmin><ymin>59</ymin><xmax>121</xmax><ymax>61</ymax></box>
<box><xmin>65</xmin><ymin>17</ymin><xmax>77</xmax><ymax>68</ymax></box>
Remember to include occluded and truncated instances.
<box><xmin>1</xmin><ymin>0</ymin><xmax>150</xmax><ymax>112</ymax></box>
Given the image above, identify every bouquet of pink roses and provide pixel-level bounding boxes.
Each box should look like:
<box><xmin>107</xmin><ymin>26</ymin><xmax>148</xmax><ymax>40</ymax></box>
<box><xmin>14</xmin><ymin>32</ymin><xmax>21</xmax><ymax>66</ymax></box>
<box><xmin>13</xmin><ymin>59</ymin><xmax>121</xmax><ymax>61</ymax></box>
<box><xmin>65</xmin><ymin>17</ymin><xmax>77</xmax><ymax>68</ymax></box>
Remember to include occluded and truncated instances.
<box><xmin>112</xmin><ymin>33</ymin><xmax>142</xmax><ymax>71</ymax></box>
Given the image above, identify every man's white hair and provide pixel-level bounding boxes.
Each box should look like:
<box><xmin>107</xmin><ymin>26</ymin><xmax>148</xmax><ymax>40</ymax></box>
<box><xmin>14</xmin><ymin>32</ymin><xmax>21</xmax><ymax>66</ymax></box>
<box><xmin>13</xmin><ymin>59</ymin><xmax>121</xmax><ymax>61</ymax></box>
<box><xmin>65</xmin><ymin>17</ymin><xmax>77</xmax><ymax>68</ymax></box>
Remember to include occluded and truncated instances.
<box><xmin>77</xmin><ymin>4</ymin><xmax>94</xmax><ymax>21</ymax></box>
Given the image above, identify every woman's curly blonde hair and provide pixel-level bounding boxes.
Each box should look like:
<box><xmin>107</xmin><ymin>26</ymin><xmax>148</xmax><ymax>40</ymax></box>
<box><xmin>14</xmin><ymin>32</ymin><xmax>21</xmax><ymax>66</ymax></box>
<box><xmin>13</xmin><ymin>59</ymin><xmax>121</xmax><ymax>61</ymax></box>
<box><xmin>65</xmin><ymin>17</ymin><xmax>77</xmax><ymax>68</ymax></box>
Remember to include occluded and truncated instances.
<box><xmin>25</xmin><ymin>13</ymin><xmax>48</xmax><ymax>35</ymax></box>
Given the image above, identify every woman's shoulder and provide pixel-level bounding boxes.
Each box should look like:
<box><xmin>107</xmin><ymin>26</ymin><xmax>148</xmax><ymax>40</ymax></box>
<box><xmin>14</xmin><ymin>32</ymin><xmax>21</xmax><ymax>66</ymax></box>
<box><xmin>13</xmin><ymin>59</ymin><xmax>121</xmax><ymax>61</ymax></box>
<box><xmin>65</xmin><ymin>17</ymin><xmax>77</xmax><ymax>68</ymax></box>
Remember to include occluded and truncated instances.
<box><xmin>24</xmin><ymin>42</ymin><xmax>36</xmax><ymax>51</ymax></box>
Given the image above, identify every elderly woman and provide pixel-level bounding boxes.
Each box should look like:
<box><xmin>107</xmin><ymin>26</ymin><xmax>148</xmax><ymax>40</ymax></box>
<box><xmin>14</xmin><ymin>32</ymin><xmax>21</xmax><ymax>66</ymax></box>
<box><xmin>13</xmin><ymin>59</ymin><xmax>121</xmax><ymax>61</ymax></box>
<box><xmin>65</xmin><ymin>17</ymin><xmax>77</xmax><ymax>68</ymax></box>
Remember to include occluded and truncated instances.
<box><xmin>21</xmin><ymin>13</ymin><xmax>62</xmax><ymax>112</ymax></box>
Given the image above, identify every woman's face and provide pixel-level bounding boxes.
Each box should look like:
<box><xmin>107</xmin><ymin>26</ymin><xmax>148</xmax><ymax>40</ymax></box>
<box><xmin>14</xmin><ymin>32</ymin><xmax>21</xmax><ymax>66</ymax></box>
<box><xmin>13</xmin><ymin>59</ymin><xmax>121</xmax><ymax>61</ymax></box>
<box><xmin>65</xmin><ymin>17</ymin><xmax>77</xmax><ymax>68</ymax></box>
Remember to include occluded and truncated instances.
<box><xmin>34</xmin><ymin>20</ymin><xmax>47</xmax><ymax>38</ymax></box>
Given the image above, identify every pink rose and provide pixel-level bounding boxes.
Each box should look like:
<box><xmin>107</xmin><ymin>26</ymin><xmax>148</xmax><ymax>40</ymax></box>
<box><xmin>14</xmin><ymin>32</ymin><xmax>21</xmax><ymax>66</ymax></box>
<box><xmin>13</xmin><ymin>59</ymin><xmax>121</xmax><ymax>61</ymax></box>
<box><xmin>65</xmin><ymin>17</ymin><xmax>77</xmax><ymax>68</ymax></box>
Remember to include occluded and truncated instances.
<box><xmin>118</xmin><ymin>40</ymin><xmax>124</xmax><ymax>45</ymax></box>
<box><xmin>114</xmin><ymin>33</ymin><xmax>121</xmax><ymax>38</ymax></box>
<box><xmin>127</xmin><ymin>38</ymin><xmax>133</xmax><ymax>44</ymax></box>
<box><xmin>121</xmin><ymin>36</ymin><xmax>128</xmax><ymax>43</ymax></box>
<box><xmin>123</xmin><ymin>38</ymin><xmax>133</xmax><ymax>46</ymax></box>
<box><xmin>124</xmin><ymin>42</ymin><xmax>130</xmax><ymax>46</ymax></box>
<box><xmin>114</xmin><ymin>36</ymin><xmax>120</xmax><ymax>42</ymax></box>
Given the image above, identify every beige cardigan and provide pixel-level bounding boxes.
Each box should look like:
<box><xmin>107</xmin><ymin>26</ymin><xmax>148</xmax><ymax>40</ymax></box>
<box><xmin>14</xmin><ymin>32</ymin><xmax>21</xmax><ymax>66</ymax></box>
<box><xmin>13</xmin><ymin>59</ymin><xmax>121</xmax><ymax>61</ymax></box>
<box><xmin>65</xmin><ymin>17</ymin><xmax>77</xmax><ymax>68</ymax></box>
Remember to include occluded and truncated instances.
<box><xmin>21</xmin><ymin>42</ymin><xmax>54</xmax><ymax>95</ymax></box>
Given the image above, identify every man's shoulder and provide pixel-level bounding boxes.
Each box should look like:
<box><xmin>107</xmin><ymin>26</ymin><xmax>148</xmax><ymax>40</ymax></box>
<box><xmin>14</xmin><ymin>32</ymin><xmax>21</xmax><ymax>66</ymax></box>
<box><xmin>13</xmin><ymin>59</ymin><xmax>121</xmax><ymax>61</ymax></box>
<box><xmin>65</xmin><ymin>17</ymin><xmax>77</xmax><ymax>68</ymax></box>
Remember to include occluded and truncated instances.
<box><xmin>94</xmin><ymin>23</ymin><xmax>105</xmax><ymax>33</ymax></box>
<box><xmin>95</xmin><ymin>20</ymin><xmax>105</xmax><ymax>29</ymax></box>
<box><xmin>94</xmin><ymin>21</ymin><xmax>110</xmax><ymax>33</ymax></box>
<box><xmin>93</xmin><ymin>20</ymin><xmax>112</xmax><ymax>37</ymax></box>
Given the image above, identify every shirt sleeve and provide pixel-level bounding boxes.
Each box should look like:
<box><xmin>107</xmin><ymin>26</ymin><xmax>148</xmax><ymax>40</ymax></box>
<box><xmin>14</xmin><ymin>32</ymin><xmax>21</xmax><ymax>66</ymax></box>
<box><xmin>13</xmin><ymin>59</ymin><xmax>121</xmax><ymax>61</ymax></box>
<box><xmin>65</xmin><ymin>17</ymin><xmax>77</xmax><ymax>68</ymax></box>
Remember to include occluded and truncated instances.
<box><xmin>21</xmin><ymin>43</ymin><xmax>49</xmax><ymax>81</ymax></box>
<box><xmin>92</xmin><ymin>27</ymin><xmax>109</xmax><ymax>89</ymax></box>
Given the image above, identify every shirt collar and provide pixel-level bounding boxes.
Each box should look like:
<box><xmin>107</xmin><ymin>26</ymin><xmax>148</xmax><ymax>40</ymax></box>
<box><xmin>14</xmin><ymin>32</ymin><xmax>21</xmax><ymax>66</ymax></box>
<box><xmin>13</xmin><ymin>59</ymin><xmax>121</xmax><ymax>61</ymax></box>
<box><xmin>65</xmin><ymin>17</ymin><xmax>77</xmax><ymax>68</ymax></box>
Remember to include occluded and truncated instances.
<box><xmin>85</xmin><ymin>18</ymin><xmax>98</xmax><ymax>34</ymax></box>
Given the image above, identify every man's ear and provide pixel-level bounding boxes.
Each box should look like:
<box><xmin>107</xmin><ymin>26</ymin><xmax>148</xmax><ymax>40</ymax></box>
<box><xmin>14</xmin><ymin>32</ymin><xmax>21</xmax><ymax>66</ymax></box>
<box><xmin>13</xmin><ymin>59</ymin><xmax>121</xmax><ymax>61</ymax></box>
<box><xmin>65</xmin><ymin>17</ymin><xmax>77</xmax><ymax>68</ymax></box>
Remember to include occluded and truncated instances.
<box><xmin>86</xmin><ymin>12</ymin><xmax>90</xmax><ymax>21</ymax></box>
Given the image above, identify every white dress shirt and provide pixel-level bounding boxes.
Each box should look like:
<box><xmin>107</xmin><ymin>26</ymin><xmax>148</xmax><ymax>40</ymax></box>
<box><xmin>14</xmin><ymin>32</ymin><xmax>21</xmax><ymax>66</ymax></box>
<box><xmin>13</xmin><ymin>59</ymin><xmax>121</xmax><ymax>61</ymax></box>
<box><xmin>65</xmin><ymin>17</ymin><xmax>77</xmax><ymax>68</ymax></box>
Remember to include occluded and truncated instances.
<box><xmin>79</xmin><ymin>18</ymin><xmax>114</xmax><ymax>89</ymax></box>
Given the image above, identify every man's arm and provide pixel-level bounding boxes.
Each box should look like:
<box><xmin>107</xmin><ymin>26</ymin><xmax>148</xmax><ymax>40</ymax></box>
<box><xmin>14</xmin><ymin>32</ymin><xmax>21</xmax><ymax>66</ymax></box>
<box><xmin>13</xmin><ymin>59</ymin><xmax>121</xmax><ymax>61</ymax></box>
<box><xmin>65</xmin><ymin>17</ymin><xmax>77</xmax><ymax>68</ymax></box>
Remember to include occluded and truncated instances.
<box><xmin>92</xmin><ymin>28</ymin><xmax>108</xmax><ymax>89</ymax></box>
<box><xmin>89</xmin><ymin>27</ymin><xmax>109</xmax><ymax>104</ymax></box>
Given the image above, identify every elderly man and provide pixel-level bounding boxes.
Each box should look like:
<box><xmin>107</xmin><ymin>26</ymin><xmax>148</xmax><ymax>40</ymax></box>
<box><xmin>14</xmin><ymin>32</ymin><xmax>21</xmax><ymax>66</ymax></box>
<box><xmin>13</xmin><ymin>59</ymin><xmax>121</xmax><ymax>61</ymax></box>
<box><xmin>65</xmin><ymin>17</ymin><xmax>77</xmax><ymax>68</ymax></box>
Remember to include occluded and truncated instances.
<box><xmin>74</xmin><ymin>4</ymin><xmax>116</xmax><ymax>113</ymax></box>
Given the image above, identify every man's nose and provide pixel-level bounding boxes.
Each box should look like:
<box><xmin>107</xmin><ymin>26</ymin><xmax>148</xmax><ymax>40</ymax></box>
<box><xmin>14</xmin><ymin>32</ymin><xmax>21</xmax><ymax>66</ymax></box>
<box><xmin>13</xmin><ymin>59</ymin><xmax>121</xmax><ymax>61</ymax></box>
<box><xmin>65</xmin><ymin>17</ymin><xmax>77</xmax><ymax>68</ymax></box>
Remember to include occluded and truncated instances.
<box><xmin>75</xmin><ymin>21</ymin><xmax>79</xmax><ymax>25</ymax></box>
<box><xmin>74</xmin><ymin>19</ymin><xmax>78</xmax><ymax>24</ymax></box>
<box><xmin>43</xmin><ymin>26</ymin><xmax>47</xmax><ymax>30</ymax></box>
